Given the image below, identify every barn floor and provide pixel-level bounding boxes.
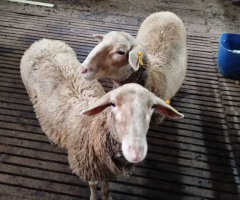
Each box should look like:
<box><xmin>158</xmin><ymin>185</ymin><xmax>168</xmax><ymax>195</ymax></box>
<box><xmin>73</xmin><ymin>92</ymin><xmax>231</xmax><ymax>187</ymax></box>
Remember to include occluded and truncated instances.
<box><xmin>0</xmin><ymin>0</ymin><xmax>240</xmax><ymax>200</ymax></box>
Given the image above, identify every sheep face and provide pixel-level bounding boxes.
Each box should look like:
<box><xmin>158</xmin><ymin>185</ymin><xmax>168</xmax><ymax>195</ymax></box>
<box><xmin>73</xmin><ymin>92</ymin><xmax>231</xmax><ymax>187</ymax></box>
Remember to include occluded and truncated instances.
<box><xmin>82</xmin><ymin>83</ymin><xmax>183</xmax><ymax>164</ymax></box>
<box><xmin>81</xmin><ymin>31</ymin><xmax>143</xmax><ymax>81</ymax></box>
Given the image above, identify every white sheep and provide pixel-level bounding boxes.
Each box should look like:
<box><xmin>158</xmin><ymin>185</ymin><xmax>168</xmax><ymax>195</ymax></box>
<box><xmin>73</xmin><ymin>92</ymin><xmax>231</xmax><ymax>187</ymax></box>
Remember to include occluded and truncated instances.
<box><xmin>81</xmin><ymin>11</ymin><xmax>187</xmax><ymax>125</ymax></box>
<box><xmin>20</xmin><ymin>38</ymin><xmax>184</xmax><ymax>200</ymax></box>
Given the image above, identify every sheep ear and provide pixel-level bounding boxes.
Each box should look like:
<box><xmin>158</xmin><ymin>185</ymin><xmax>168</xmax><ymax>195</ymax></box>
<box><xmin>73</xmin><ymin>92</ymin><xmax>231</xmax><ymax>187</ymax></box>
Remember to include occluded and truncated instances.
<box><xmin>154</xmin><ymin>97</ymin><xmax>184</xmax><ymax>119</ymax></box>
<box><xmin>93</xmin><ymin>34</ymin><xmax>104</xmax><ymax>42</ymax></box>
<box><xmin>129</xmin><ymin>47</ymin><xmax>141</xmax><ymax>71</ymax></box>
<box><xmin>81</xmin><ymin>92</ymin><xmax>111</xmax><ymax>116</ymax></box>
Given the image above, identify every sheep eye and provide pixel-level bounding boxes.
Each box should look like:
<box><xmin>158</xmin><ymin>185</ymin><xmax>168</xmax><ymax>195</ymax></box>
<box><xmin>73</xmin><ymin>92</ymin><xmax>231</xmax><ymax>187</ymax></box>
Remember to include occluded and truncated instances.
<box><xmin>116</xmin><ymin>50</ymin><xmax>125</xmax><ymax>55</ymax></box>
<box><xmin>111</xmin><ymin>102</ymin><xmax>116</xmax><ymax>107</ymax></box>
<box><xmin>151</xmin><ymin>105</ymin><xmax>155</xmax><ymax>109</ymax></box>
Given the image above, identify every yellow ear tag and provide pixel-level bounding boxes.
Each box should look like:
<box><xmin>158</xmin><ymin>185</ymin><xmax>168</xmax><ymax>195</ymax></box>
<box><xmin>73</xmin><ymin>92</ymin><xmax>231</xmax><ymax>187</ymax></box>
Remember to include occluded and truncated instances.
<box><xmin>166</xmin><ymin>100</ymin><xmax>170</xmax><ymax>105</ymax></box>
<box><xmin>137</xmin><ymin>52</ymin><xmax>144</xmax><ymax>66</ymax></box>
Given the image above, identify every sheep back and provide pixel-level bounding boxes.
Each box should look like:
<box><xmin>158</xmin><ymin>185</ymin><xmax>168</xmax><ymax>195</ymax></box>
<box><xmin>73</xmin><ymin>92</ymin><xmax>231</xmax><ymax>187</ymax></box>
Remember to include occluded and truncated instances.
<box><xmin>137</xmin><ymin>11</ymin><xmax>187</xmax><ymax>100</ymax></box>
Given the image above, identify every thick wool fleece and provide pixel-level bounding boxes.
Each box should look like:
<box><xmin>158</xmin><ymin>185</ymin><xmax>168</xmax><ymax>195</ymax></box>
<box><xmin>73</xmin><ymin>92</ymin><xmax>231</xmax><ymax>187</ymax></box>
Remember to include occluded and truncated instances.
<box><xmin>20</xmin><ymin>39</ymin><xmax>134</xmax><ymax>181</ymax></box>
<box><xmin>137</xmin><ymin>11</ymin><xmax>187</xmax><ymax>124</ymax></box>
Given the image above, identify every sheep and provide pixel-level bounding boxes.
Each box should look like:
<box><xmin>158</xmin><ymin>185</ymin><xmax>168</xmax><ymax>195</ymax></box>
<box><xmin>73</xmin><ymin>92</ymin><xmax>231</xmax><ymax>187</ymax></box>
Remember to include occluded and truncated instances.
<box><xmin>20</xmin><ymin>38</ymin><xmax>184</xmax><ymax>200</ymax></box>
<box><xmin>81</xmin><ymin>11</ymin><xmax>187</xmax><ymax>125</ymax></box>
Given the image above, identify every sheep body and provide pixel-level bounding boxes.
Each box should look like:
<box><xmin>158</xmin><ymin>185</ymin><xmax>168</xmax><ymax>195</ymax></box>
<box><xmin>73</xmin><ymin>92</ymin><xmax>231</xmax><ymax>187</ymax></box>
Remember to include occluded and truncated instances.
<box><xmin>136</xmin><ymin>12</ymin><xmax>187</xmax><ymax>124</ymax></box>
<box><xmin>137</xmin><ymin>11</ymin><xmax>187</xmax><ymax>101</ymax></box>
<box><xmin>20</xmin><ymin>39</ymin><xmax>134</xmax><ymax>182</ymax></box>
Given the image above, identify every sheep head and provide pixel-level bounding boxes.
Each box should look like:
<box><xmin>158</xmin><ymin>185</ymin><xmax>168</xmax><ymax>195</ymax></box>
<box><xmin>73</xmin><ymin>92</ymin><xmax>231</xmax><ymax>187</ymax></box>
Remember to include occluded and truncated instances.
<box><xmin>81</xmin><ymin>31</ymin><xmax>143</xmax><ymax>81</ymax></box>
<box><xmin>81</xmin><ymin>83</ymin><xmax>183</xmax><ymax>164</ymax></box>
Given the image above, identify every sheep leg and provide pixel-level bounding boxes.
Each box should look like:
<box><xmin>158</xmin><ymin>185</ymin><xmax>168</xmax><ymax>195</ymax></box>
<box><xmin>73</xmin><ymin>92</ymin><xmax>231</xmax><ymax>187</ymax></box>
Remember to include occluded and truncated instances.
<box><xmin>89</xmin><ymin>181</ymin><xmax>98</xmax><ymax>200</ymax></box>
<box><xmin>101</xmin><ymin>181</ymin><xmax>112</xmax><ymax>200</ymax></box>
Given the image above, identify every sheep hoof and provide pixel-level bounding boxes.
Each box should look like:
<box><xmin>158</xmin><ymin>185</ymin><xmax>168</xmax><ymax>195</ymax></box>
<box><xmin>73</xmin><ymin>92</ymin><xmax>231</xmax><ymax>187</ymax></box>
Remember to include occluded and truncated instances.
<box><xmin>102</xmin><ymin>194</ymin><xmax>113</xmax><ymax>200</ymax></box>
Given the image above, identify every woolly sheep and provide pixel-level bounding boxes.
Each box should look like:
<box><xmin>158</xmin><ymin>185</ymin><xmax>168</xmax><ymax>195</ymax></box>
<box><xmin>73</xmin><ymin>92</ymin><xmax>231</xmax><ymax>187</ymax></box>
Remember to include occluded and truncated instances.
<box><xmin>20</xmin><ymin>39</ymin><xmax>184</xmax><ymax>200</ymax></box>
<box><xmin>81</xmin><ymin>11</ymin><xmax>187</xmax><ymax>125</ymax></box>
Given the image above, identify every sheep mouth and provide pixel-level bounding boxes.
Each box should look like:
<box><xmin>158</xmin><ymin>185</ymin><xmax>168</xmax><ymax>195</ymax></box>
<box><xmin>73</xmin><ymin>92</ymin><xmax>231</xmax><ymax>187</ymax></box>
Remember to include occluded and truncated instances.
<box><xmin>80</xmin><ymin>70</ymin><xmax>95</xmax><ymax>80</ymax></box>
<box><xmin>81</xmin><ymin>68</ymin><xmax>88</xmax><ymax>74</ymax></box>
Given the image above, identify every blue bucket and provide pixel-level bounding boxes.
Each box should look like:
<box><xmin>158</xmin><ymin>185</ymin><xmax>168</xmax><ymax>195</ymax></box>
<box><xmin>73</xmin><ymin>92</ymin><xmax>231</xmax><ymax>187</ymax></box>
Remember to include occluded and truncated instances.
<box><xmin>217</xmin><ymin>33</ymin><xmax>240</xmax><ymax>80</ymax></box>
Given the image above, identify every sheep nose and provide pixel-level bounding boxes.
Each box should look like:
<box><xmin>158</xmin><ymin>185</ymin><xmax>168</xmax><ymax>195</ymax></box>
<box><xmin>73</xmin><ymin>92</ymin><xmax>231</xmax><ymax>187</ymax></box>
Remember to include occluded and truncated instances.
<box><xmin>132</xmin><ymin>152</ymin><xmax>141</xmax><ymax>162</ymax></box>
<box><xmin>81</xmin><ymin>68</ymin><xmax>88</xmax><ymax>74</ymax></box>
<box><xmin>128</xmin><ymin>146</ymin><xmax>143</xmax><ymax>163</ymax></box>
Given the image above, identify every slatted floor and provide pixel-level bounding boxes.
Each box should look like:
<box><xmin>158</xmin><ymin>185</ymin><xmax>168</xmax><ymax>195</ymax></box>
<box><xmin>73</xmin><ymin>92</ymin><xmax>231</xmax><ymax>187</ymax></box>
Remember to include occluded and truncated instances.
<box><xmin>0</xmin><ymin>10</ymin><xmax>240</xmax><ymax>200</ymax></box>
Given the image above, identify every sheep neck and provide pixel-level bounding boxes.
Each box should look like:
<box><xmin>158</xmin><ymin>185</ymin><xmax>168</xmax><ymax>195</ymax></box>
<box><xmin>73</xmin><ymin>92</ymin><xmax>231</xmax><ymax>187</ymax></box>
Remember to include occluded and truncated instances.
<box><xmin>117</xmin><ymin>67</ymin><xmax>147</xmax><ymax>87</ymax></box>
<box><xmin>112</xmin><ymin>53</ymin><xmax>149</xmax><ymax>88</ymax></box>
